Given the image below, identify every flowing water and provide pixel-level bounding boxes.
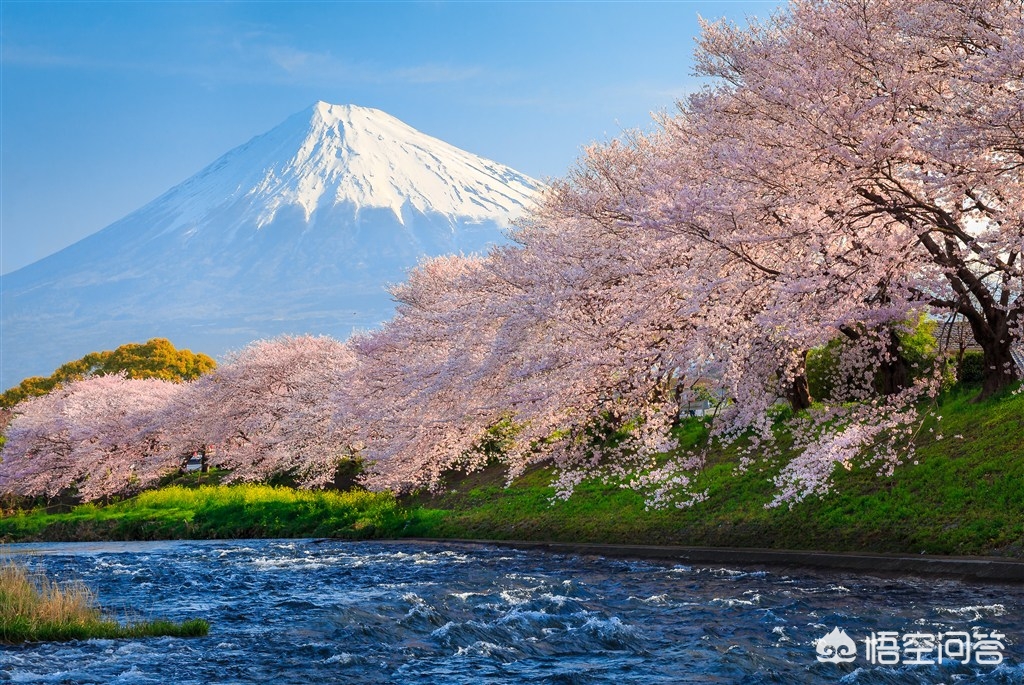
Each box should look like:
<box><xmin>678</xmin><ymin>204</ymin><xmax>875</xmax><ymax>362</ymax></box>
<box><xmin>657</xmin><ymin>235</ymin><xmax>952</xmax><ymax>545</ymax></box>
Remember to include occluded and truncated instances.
<box><xmin>1</xmin><ymin>539</ymin><xmax>1021</xmax><ymax>684</ymax></box>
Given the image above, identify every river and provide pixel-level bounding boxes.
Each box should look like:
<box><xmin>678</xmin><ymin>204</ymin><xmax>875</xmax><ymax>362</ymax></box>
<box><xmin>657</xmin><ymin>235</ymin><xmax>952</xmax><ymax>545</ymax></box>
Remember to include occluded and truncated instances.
<box><xmin>1</xmin><ymin>539</ymin><xmax>1021</xmax><ymax>683</ymax></box>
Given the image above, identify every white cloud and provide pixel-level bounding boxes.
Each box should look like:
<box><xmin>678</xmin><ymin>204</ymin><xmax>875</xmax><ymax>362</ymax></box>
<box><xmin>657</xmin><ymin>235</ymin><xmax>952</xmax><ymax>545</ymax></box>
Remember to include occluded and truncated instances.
<box><xmin>2</xmin><ymin>33</ymin><xmax>486</xmax><ymax>89</ymax></box>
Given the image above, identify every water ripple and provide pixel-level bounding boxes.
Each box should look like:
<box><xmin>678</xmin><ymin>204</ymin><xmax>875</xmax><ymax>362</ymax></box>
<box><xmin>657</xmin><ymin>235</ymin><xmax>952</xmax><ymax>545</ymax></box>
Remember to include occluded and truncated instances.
<box><xmin>1</xmin><ymin>539</ymin><xmax>1021</xmax><ymax>684</ymax></box>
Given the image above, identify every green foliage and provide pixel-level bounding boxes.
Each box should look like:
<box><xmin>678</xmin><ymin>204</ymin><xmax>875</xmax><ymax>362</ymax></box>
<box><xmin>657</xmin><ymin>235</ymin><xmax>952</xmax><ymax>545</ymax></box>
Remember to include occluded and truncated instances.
<box><xmin>0</xmin><ymin>338</ymin><xmax>216</xmax><ymax>408</ymax></box>
<box><xmin>473</xmin><ymin>417</ymin><xmax>519</xmax><ymax>460</ymax></box>
<box><xmin>899</xmin><ymin>314</ymin><xmax>940</xmax><ymax>370</ymax></box>
<box><xmin>806</xmin><ymin>339</ymin><xmax>843</xmax><ymax>401</ymax></box>
<box><xmin>806</xmin><ymin>315</ymin><xmax>940</xmax><ymax>401</ymax></box>
<box><xmin>0</xmin><ymin>485</ymin><xmax>426</xmax><ymax>542</ymax></box>
<box><xmin>1</xmin><ymin>615</ymin><xmax>210</xmax><ymax>643</ymax></box>
<box><xmin>0</xmin><ymin>558</ymin><xmax>208</xmax><ymax>643</ymax></box>
<box><xmin>99</xmin><ymin>338</ymin><xmax>216</xmax><ymax>382</ymax></box>
<box><xmin>957</xmin><ymin>351</ymin><xmax>986</xmax><ymax>386</ymax></box>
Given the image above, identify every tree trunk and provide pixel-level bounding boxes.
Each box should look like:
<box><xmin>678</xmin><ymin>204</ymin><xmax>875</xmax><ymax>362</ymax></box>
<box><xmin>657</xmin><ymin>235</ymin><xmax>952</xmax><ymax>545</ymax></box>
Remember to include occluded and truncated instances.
<box><xmin>964</xmin><ymin>313</ymin><xmax>1020</xmax><ymax>401</ymax></box>
<box><xmin>839</xmin><ymin>324</ymin><xmax>914</xmax><ymax>397</ymax></box>
<box><xmin>977</xmin><ymin>339</ymin><xmax>1019</xmax><ymax>400</ymax></box>
<box><xmin>875</xmin><ymin>329</ymin><xmax>912</xmax><ymax>397</ymax></box>
<box><xmin>784</xmin><ymin>351</ymin><xmax>813</xmax><ymax>411</ymax></box>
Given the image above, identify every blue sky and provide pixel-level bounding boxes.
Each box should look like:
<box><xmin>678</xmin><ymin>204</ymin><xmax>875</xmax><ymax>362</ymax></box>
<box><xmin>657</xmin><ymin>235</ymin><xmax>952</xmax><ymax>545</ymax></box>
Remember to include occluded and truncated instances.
<box><xmin>1</xmin><ymin>1</ymin><xmax>782</xmax><ymax>274</ymax></box>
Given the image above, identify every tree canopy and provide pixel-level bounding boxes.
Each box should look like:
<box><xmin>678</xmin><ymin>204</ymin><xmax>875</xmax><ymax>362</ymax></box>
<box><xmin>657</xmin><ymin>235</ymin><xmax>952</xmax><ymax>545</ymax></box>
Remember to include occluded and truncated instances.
<box><xmin>0</xmin><ymin>339</ymin><xmax>216</xmax><ymax>408</ymax></box>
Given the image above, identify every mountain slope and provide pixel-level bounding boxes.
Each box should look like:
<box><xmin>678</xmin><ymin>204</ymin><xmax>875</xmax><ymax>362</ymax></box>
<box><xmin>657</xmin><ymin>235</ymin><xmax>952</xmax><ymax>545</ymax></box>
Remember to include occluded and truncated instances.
<box><xmin>1</xmin><ymin>102</ymin><xmax>541</xmax><ymax>389</ymax></box>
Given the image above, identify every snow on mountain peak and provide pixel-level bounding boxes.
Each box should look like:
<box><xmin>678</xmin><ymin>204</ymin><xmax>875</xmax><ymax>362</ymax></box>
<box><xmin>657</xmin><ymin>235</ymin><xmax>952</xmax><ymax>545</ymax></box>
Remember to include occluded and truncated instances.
<box><xmin>294</xmin><ymin>101</ymin><xmax>538</xmax><ymax>223</ymax></box>
<box><xmin>192</xmin><ymin>101</ymin><xmax>541</xmax><ymax>230</ymax></box>
<box><xmin>136</xmin><ymin>101</ymin><xmax>541</xmax><ymax>240</ymax></box>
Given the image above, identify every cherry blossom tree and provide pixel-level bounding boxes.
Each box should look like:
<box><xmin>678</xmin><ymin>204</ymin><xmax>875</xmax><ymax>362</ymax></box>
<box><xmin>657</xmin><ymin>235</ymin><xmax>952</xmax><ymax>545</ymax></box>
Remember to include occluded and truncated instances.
<box><xmin>0</xmin><ymin>375</ymin><xmax>185</xmax><ymax>501</ymax></box>
<box><xmin>345</xmin><ymin>149</ymin><xmax>705</xmax><ymax>498</ymax></box>
<box><xmin>351</xmin><ymin>0</ymin><xmax>1022</xmax><ymax>507</ymax></box>
<box><xmin>522</xmin><ymin>0</ymin><xmax>1022</xmax><ymax>504</ymax></box>
<box><xmin>1</xmin><ymin>336</ymin><xmax>358</xmax><ymax>501</ymax></box>
<box><xmin>340</xmin><ymin>254</ymin><xmax>518</xmax><ymax>491</ymax></box>
<box><xmin>166</xmin><ymin>335</ymin><xmax>356</xmax><ymax>488</ymax></box>
<box><xmin>690</xmin><ymin>0</ymin><xmax>1023</xmax><ymax>399</ymax></box>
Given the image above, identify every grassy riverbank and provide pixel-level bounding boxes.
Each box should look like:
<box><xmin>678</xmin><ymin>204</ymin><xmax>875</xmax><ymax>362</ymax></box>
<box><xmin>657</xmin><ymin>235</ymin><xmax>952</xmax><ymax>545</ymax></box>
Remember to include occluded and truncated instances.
<box><xmin>411</xmin><ymin>388</ymin><xmax>1024</xmax><ymax>556</ymax></box>
<box><xmin>0</xmin><ymin>485</ymin><xmax>435</xmax><ymax>542</ymax></box>
<box><xmin>0</xmin><ymin>559</ymin><xmax>208</xmax><ymax>643</ymax></box>
<box><xmin>1</xmin><ymin>388</ymin><xmax>1021</xmax><ymax>557</ymax></box>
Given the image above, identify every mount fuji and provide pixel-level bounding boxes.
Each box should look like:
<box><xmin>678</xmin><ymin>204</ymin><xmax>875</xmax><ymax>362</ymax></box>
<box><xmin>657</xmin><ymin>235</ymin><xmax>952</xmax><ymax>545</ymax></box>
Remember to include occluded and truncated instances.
<box><xmin>1</xmin><ymin>102</ymin><xmax>541</xmax><ymax>389</ymax></box>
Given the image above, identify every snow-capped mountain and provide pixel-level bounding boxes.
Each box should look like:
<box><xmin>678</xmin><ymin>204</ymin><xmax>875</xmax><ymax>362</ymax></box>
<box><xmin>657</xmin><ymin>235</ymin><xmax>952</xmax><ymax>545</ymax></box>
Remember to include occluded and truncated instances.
<box><xmin>0</xmin><ymin>102</ymin><xmax>541</xmax><ymax>389</ymax></box>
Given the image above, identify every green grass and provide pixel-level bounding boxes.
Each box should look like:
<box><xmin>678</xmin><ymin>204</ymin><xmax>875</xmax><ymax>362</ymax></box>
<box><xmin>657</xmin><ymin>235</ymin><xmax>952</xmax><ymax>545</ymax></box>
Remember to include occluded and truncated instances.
<box><xmin>0</xmin><ymin>484</ymin><xmax>430</xmax><ymax>542</ymax></box>
<box><xmin>406</xmin><ymin>386</ymin><xmax>1024</xmax><ymax>557</ymax></box>
<box><xmin>0</xmin><ymin>558</ymin><xmax>208</xmax><ymax>643</ymax></box>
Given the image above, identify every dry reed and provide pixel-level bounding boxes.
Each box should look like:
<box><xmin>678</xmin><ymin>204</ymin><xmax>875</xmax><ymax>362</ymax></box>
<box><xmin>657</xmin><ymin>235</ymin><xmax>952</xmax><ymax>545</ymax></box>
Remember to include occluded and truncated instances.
<box><xmin>0</xmin><ymin>557</ymin><xmax>208</xmax><ymax>642</ymax></box>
